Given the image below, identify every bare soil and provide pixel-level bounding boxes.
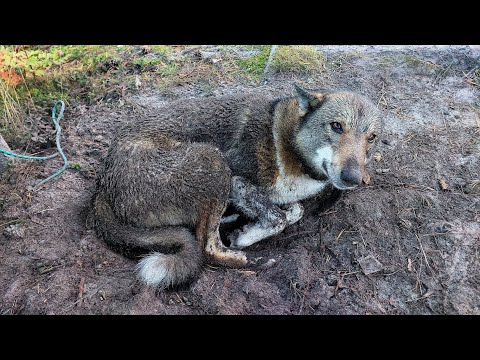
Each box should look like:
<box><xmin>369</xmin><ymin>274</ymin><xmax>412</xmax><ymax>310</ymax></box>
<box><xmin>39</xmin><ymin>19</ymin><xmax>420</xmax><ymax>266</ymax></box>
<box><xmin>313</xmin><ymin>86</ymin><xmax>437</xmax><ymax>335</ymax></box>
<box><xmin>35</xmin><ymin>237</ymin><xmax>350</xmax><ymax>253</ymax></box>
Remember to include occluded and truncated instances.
<box><xmin>1</xmin><ymin>45</ymin><xmax>479</xmax><ymax>315</ymax></box>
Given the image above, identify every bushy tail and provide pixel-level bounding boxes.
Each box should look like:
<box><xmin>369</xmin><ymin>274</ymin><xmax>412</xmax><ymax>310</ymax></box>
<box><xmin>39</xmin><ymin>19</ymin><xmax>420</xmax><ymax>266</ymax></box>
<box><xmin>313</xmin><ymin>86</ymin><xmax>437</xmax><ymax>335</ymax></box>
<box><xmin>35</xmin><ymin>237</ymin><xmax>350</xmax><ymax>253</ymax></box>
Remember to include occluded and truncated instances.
<box><xmin>93</xmin><ymin>193</ymin><xmax>202</xmax><ymax>288</ymax></box>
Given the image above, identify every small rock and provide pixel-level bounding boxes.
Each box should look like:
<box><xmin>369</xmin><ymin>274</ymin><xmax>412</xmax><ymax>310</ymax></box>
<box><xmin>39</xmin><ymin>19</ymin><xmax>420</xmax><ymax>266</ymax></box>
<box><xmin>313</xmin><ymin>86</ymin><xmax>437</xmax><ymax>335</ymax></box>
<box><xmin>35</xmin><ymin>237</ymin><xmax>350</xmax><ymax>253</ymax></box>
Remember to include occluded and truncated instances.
<box><xmin>438</xmin><ymin>178</ymin><xmax>449</xmax><ymax>191</ymax></box>
<box><xmin>258</xmin><ymin>258</ymin><xmax>276</xmax><ymax>269</ymax></box>
<box><xmin>434</xmin><ymin>223</ymin><xmax>452</xmax><ymax>234</ymax></box>
<box><xmin>407</xmin><ymin>258</ymin><xmax>413</xmax><ymax>272</ymax></box>
<box><xmin>357</xmin><ymin>254</ymin><xmax>384</xmax><ymax>275</ymax></box>
<box><xmin>182</xmin><ymin>296</ymin><xmax>192</xmax><ymax>306</ymax></box>
<box><xmin>135</xmin><ymin>75</ymin><xmax>142</xmax><ymax>89</ymax></box>
<box><xmin>199</xmin><ymin>51</ymin><xmax>217</xmax><ymax>60</ymax></box>
<box><xmin>3</xmin><ymin>224</ymin><xmax>25</xmax><ymax>239</ymax></box>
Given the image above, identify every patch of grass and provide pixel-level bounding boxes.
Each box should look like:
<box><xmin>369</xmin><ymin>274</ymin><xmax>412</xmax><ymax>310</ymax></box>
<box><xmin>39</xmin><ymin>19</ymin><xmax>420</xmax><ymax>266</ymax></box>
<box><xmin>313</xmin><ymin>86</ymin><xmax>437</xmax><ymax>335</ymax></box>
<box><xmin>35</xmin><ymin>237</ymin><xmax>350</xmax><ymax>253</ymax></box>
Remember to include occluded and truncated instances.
<box><xmin>133</xmin><ymin>58</ymin><xmax>164</xmax><ymax>72</ymax></box>
<box><xmin>0</xmin><ymin>45</ymin><xmax>128</xmax><ymax>143</ymax></box>
<box><xmin>2</xmin><ymin>45</ymin><xmax>333</xmax><ymax>143</ymax></box>
<box><xmin>70</xmin><ymin>162</ymin><xmax>82</xmax><ymax>170</ymax></box>
<box><xmin>376</xmin><ymin>53</ymin><xmax>441</xmax><ymax>75</ymax></box>
<box><xmin>237</xmin><ymin>46</ymin><xmax>271</xmax><ymax>79</ymax></box>
<box><xmin>157</xmin><ymin>61</ymin><xmax>178</xmax><ymax>77</ymax></box>
<box><xmin>151</xmin><ymin>45</ymin><xmax>172</xmax><ymax>56</ymax></box>
<box><xmin>0</xmin><ymin>45</ymin><xmax>124</xmax><ymax>108</ymax></box>
<box><xmin>271</xmin><ymin>46</ymin><xmax>326</xmax><ymax>73</ymax></box>
<box><xmin>0</xmin><ymin>79</ymin><xmax>25</xmax><ymax>134</ymax></box>
<box><xmin>401</xmin><ymin>54</ymin><xmax>441</xmax><ymax>75</ymax></box>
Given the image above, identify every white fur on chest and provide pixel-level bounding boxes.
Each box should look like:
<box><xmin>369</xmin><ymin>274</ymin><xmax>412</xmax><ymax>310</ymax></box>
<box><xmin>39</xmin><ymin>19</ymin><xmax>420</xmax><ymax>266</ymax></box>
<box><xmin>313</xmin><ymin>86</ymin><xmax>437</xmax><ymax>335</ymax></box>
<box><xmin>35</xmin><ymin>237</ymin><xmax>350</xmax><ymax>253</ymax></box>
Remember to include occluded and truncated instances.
<box><xmin>270</xmin><ymin>116</ymin><xmax>329</xmax><ymax>205</ymax></box>
<box><xmin>269</xmin><ymin>175</ymin><xmax>327</xmax><ymax>205</ymax></box>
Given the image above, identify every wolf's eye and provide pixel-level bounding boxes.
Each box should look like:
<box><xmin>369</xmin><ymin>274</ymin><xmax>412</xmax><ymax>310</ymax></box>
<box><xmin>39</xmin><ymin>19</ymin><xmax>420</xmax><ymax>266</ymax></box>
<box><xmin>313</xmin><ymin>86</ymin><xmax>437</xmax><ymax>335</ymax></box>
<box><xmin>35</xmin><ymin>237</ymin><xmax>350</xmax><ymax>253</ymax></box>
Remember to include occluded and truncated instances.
<box><xmin>367</xmin><ymin>134</ymin><xmax>377</xmax><ymax>143</ymax></box>
<box><xmin>331</xmin><ymin>122</ymin><xmax>343</xmax><ymax>134</ymax></box>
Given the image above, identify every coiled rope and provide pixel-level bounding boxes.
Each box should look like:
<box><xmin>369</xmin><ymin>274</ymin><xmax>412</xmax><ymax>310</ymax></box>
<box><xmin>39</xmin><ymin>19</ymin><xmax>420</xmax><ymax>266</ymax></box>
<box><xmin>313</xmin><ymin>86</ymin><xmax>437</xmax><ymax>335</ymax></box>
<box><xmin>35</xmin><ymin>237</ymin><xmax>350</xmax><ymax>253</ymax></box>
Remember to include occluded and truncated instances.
<box><xmin>0</xmin><ymin>100</ymin><xmax>68</xmax><ymax>187</ymax></box>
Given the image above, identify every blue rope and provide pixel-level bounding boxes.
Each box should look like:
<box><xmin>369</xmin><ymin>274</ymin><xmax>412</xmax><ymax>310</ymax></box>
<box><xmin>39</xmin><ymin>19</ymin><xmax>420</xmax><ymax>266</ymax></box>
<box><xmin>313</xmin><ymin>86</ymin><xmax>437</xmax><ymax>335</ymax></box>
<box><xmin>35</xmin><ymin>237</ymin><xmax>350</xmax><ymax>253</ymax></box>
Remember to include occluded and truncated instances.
<box><xmin>0</xmin><ymin>100</ymin><xmax>69</xmax><ymax>187</ymax></box>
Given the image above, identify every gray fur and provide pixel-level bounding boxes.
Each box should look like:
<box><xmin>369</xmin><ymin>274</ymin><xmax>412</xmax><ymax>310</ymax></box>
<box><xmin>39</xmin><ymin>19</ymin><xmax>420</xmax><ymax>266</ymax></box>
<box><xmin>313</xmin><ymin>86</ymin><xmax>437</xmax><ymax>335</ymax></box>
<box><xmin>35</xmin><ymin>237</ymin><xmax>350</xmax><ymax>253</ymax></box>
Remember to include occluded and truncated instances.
<box><xmin>92</xmin><ymin>85</ymin><xmax>382</xmax><ymax>288</ymax></box>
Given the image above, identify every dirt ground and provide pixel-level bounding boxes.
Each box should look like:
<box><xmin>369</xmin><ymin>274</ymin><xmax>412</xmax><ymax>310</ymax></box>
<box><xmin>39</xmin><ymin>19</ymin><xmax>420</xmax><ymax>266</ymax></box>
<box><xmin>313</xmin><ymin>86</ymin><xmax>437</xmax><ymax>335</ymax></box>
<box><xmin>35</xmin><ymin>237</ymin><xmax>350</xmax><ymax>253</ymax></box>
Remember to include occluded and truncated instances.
<box><xmin>1</xmin><ymin>45</ymin><xmax>479</xmax><ymax>315</ymax></box>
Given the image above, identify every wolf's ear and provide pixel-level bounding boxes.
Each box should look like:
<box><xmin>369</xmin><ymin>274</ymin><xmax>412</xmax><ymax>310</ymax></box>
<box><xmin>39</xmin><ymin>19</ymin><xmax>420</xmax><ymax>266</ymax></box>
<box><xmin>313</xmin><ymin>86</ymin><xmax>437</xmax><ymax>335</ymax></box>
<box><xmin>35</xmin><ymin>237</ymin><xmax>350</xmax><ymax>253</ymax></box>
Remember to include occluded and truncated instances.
<box><xmin>294</xmin><ymin>84</ymin><xmax>325</xmax><ymax>116</ymax></box>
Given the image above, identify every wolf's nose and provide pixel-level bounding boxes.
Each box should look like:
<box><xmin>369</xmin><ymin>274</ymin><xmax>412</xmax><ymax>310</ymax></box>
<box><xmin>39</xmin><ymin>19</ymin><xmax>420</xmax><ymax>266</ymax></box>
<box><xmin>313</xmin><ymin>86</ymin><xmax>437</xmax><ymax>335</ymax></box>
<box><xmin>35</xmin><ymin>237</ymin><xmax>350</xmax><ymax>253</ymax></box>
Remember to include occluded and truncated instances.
<box><xmin>340</xmin><ymin>167</ymin><xmax>362</xmax><ymax>186</ymax></box>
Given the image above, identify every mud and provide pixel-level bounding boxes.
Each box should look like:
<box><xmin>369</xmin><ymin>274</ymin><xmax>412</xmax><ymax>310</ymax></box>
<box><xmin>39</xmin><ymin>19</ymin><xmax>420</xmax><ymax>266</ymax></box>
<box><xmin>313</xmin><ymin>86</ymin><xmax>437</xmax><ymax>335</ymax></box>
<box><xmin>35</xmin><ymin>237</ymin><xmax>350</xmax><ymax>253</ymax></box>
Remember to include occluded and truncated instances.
<box><xmin>1</xmin><ymin>45</ymin><xmax>479</xmax><ymax>314</ymax></box>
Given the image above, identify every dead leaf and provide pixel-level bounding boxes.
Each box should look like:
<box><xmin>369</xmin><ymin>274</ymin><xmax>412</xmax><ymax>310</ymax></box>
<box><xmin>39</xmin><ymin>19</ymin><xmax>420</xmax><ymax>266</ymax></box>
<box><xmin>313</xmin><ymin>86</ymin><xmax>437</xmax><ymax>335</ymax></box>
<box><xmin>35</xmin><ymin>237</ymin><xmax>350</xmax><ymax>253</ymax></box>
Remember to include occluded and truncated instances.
<box><xmin>357</xmin><ymin>254</ymin><xmax>384</xmax><ymax>275</ymax></box>
<box><xmin>374</xmin><ymin>152</ymin><xmax>382</xmax><ymax>162</ymax></box>
<box><xmin>438</xmin><ymin>178</ymin><xmax>449</xmax><ymax>190</ymax></box>
<box><xmin>237</xmin><ymin>270</ymin><xmax>256</xmax><ymax>276</ymax></box>
<box><xmin>362</xmin><ymin>171</ymin><xmax>371</xmax><ymax>185</ymax></box>
<box><xmin>407</xmin><ymin>258</ymin><xmax>413</xmax><ymax>272</ymax></box>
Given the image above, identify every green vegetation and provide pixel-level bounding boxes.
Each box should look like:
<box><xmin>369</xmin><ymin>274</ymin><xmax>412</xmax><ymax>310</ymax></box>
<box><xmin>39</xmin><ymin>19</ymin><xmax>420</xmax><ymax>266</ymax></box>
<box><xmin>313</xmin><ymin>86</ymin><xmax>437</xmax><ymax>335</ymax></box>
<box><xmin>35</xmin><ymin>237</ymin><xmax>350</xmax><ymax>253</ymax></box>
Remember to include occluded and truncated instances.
<box><xmin>0</xmin><ymin>78</ymin><xmax>24</xmax><ymax>134</ymax></box>
<box><xmin>70</xmin><ymin>162</ymin><xmax>82</xmax><ymax>170</ymax></box>
<box><xmin>271</xmin><ymin>46</ymin><xmax>326</xmax><ymax>73</ymax></box>
<box><xmin>236</xmin><ymin>45</ymin><xmax>326</xmax><ymax>78</ymax></box>
<box><xmin>236</xmin><ymin>46</ymin><xmax>271</xmax><ymax>79</ymax></box>
<box><xmin>0</xmin><ymin>45</ymin><xmax>180</xmax><ymax>142</ymax></box>
<box><xmin>375</xmin><ymin>53</ymin><xmax>441</xmax><ymax>75</ymax></box>
<box><xmin>0</xmin><ymin>45</ymin><xmax>330</xmax><ymax>144</ymax></box>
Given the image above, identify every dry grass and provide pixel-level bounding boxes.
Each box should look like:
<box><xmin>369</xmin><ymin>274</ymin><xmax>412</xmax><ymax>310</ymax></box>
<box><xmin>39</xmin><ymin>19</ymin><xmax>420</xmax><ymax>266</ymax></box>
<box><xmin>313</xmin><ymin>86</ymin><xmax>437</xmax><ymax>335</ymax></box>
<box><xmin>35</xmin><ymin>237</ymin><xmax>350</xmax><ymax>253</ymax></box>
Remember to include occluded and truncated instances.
<box><xmin>271</xmin><ymin>46</ymin><xmax>326</xmax><ymax>73</ymax></box>
<box><xmin>464</xmin><ymin>67</ymin><xmax>480</xmax><ymax>88</ymax></box>
<box><xmin>0</xmin><ymin>79</ymin><xmax>25</xmax><ymax>133</ymax></box>
<box><xmin>376</xmin><ymin>53</ymin><xmax>442</xmax><ymax>75</ymax></box>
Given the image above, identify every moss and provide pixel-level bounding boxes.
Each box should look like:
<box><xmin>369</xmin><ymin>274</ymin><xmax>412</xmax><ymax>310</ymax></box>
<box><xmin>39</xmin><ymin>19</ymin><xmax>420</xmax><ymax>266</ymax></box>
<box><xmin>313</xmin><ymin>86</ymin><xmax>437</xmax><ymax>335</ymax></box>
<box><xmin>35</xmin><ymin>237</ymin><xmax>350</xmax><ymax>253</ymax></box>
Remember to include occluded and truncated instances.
<box><xmin>271</xmin><ymin>46</ymin><xmax>326</xmax><ymax>73</ymax></box>
<box><xmin>236</xmin><ymin>46</ymin><xmax>271</xmax><ymax>79</ymax></box>
<box><xmin>151</xmin><ymin>45</ymin><xmax>173</xmax><ymax>56</ymax></box>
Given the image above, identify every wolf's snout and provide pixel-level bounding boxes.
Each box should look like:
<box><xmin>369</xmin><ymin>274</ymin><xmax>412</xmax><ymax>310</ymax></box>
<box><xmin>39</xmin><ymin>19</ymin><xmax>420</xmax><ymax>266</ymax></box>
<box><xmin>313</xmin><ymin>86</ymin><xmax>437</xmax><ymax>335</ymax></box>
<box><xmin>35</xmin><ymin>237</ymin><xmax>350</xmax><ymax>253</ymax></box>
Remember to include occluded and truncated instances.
<box><xmin>340</xmin><ymin>158</ymin><xmax>363</xmax><ymax>187</ymax></box>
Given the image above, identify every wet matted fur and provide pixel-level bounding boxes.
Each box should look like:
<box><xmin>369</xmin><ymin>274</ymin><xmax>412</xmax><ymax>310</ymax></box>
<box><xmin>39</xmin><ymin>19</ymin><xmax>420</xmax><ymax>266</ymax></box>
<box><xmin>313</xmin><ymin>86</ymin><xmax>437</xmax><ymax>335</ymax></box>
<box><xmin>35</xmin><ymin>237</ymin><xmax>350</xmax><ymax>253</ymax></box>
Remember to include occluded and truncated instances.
<box><xmin>92</xmin><ymin>84</ymin><xmax>382</xmax><ymax>289</ymax></box>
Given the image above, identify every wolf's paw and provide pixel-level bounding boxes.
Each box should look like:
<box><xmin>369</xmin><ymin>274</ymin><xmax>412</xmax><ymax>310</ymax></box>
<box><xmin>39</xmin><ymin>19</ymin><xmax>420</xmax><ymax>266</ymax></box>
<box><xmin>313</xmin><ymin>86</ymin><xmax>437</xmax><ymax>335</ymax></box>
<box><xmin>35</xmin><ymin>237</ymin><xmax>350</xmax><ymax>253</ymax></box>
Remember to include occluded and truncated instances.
<box><xmin>207</xmin><ymin>246</ymin><xmax>248</xmax><ymax>268</ymax></box>
<box><xmin>227</xmin><ymin>228</ymin><xmax>245</xmax><ymax>249</ymax></box>
<box><xmin>220</xmin><ymin>213</ymin><xmax>240</xmax><ymax>224</ymax></box>
<box><xmin>284</xmin><ymin>202</ymin><xmax>304</xmax><ymax>225</ymax></box>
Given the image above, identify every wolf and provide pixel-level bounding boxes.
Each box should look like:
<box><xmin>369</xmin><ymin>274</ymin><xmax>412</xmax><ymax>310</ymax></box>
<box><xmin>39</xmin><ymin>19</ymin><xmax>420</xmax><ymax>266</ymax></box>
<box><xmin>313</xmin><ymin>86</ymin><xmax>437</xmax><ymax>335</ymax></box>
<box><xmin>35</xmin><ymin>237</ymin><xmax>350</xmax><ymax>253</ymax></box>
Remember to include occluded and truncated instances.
<box><xmin>92</xmin><ymin>84</ymin><xmax>382</xmax><ymax>289</ymax></box>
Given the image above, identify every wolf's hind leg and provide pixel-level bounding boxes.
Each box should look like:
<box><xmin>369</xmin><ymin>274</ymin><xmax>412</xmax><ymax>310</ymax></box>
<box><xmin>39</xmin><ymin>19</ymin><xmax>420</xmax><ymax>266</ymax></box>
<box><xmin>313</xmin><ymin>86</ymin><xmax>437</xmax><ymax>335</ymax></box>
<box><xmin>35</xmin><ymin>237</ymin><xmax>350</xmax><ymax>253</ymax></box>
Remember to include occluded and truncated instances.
<box><xmin>198</xmin><ymin>201</ymin><xmax>248</xmax><ymax>267</ymax></box>
<box><xmin>228</xmin><ymin>176</ymin><xmax>304</xmax><ymax>249</ymax></box>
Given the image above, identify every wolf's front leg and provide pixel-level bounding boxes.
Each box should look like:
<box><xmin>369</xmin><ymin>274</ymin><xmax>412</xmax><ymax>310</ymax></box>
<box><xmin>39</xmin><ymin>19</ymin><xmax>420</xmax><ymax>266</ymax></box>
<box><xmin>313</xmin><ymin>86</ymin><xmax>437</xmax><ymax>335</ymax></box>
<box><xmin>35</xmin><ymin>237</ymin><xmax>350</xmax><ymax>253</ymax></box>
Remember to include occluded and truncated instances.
<box><xmin>228</xmin><ymin>176</ymin><xmax>304</xmax><ymax>249</ymax></box>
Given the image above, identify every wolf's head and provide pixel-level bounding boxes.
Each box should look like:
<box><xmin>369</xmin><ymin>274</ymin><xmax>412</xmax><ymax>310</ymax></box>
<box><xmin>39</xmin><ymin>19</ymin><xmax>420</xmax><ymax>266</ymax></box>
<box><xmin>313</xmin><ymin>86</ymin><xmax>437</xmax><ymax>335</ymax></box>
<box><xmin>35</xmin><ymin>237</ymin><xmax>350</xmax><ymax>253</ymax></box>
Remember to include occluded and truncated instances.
<box><xmin>293</xmin><ymin>85</ymin><xmax>382</xmax><ymax>190</ymax></box>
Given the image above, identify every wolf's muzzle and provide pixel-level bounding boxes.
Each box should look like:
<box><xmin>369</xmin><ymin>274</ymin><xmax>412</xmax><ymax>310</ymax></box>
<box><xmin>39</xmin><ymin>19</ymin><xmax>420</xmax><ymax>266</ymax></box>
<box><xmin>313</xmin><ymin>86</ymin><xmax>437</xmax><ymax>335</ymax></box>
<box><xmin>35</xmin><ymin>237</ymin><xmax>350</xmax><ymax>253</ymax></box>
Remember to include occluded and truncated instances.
<box><xmin>340</xmin><ymin>158</ymin><xmax>362</xmax><ymax>187</ymax></box>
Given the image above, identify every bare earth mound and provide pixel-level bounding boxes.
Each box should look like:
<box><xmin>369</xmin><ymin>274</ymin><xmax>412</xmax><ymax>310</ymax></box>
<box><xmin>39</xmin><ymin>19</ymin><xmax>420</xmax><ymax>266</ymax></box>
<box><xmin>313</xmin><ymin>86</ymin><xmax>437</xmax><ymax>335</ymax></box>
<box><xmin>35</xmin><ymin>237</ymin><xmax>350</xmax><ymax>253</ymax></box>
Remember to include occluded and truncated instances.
<box><xmin>1</xmin><ymin>46</ymin><xmax>479</xmax><ymax>314</ymax></box>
